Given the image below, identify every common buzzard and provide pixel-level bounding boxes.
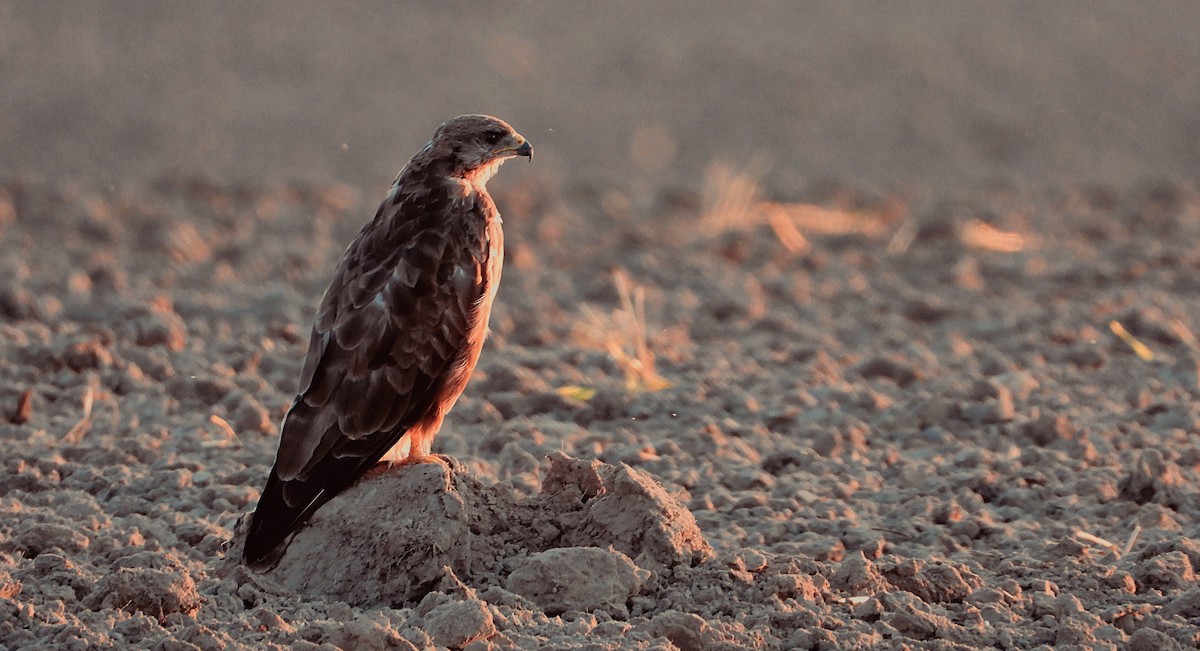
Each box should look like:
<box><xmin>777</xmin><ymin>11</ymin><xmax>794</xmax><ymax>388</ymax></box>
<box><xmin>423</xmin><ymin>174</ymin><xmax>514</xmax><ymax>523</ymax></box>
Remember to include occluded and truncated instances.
<box><xmin>243</xmin><ymin>115</ymin><xmax>532</xmax><ymax>569</ymax></box>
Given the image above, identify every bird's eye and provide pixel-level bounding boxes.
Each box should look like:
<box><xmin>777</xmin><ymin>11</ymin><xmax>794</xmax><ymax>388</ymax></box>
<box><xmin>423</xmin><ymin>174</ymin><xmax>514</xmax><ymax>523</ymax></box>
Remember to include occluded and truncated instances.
<box><xmin>484</xmin><ymin>131</ymin><xmax>504</xmax><ymax>145</ymax></box>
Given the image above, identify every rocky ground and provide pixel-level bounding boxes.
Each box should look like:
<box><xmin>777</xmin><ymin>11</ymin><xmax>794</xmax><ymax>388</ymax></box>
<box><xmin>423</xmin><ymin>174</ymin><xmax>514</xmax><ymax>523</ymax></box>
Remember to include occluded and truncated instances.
<box><xmin>2</xmin><ymin>174</ymin><xmax>1200</xmax><ymax>650</ymax></box>
<box><xmin>4</xmin><ymin>3</ymin><xmax>1200</xmax><ymax>650</ymax></box>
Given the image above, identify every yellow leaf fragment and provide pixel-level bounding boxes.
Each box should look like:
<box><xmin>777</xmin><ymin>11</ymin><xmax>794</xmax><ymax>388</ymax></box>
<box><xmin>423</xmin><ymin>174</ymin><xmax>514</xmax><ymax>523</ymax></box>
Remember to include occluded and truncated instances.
<box><xmin>1109</xmin><ymin>320</ymin><xmax>1154</xmax><ymax>361</ymax></box>
<box><xmin>555</xmin><ymin>385</ymin><xmax>597</xmax><ymax>402</ymax></box>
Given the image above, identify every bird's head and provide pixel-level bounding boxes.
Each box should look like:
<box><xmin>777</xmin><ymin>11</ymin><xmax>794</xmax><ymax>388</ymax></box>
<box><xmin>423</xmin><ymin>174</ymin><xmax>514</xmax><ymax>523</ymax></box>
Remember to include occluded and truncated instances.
<box><xmin>423</xmin><ymin>114</ymin><xmax>532</xmax><ymax>182</ymax></box>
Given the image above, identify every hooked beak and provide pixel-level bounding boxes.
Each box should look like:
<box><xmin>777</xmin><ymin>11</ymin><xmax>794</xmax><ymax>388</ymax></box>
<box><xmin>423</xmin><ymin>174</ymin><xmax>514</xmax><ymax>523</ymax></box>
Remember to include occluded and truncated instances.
<box><xmin>514</xmin><ymin>137</ymin><xmax>533</xmax><ymax>161</ymax></box>
<box><xmin>493</xmin><ymin>134</ymin><xmax>533</xmax><ymax>162</ymax></box>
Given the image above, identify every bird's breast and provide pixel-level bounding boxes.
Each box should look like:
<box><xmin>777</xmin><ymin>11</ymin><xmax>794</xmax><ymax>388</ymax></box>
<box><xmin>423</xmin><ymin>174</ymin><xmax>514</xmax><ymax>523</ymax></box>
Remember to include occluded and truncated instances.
<box><xmin>485</xmin><ymin>216</ymin><xmax>504</xmax><ymax>303</ymax></box>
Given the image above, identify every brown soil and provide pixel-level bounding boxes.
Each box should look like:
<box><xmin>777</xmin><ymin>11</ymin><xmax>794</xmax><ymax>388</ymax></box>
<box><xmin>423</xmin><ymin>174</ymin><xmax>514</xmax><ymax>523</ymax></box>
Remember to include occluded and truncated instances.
<box><xmin>3</xmin><ymin>4</ymin><xmax>1200</xmax><ymax>650</ymax></box>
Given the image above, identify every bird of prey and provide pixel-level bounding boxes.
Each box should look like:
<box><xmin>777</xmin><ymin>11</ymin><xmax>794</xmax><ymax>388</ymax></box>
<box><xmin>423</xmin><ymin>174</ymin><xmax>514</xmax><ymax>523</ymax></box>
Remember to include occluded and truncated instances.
<box><xmin>243</xmin><ymin>115</ymin><xmax>532</xmax><ymax>569</ymax></box>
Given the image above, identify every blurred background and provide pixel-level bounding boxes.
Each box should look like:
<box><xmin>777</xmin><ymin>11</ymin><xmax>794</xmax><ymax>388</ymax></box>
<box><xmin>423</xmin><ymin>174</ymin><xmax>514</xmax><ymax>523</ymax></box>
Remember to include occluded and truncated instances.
<box><xmin>2</xmin><ymin>1</ymin><xmax>1198</xmax><ymax>199</ymax></box>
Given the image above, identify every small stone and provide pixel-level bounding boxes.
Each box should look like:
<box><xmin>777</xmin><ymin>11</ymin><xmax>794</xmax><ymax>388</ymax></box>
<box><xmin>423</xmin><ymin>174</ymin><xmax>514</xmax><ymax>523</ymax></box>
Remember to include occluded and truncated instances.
<box><xmin>882</xmin><ymin>560</ymin><xmax>978</xmax><ymax>603</ymax></box>
<box><xmin>546</xmin><ymin>453</ymin><xmax>714</xmax><ymax>570</ymax></box>
<box><xmin>915</xmin><ymin>397</ymin><xmax>953</xmax><ymax>427</ymax></box>
<box><xmin>902</xmin><ymin>295</ymin><xmax>952</xmax><ymax>323</ymax></box>
<box><xmin>841</xmin><ymin>527</ymin><xmax>886</xmax><ymax>560</ymax></box>
<box><xmin>855</xmin><ymin>356</ymin><xmax>920</xmax><ymax>387</ymax></box>
<box><xmin>1163</xmin><ymin>588</ymin><xmax>1200</xmax><ymax>618</ymax></box>
<box><xmin>1026</xmin><ymin>414</ymin><xmax>1076</xmax><ymax>445</ymax></box>
<box><xmin>86</xmin><ymin>552</ymin><xmax>201</xmax><ymax>621</ymax></box>
<box><xmin>423</xmin><ymin>599</ymin><xmax>495</xmax><ymax>650</ymax></box>
<box><xmin>723</xmin><ymin>468</ymin><xmax>775</xmax><ymax>491</ymax></box>
<box><xmin>62</xmin><ymin>336</ymin><xmax>114</xmax><ymax>371</ymax></box>
<box><xmin>852</xmin><ymin>596</ymin><xmax>883</xmax><ymax>620</ymax></box>
<box><xmin>968</xmin><ymin>378</ymin><xmax>1001</xmax><ymax>401</ymax></box>
<box><xmin>888</xmin><ymin>607</ymin><xmax>939</xmax><ymax>640</ymax></box>
<box><xmin>647</xmin><ymin>611</ymin><xmax>719</xmax><ymax>651</ymax></box>
<box><xmin>1103</xmin><ymin>570</ymin><xmax>1137</xmax><ymax>594</ymax></box>
<box><xmin>1131</xmin><ymin>551</ymin><xmax>1195</xmax><ymax>592</ymax></box>
<box><xmin>230</xmin><ymin>394</ymin><xmax>274</xmax><ymax>435</ymax></box>
<box><xmin>991</xmin><ymin>385</ymin><xmax>1015</xmax><ymax>421</ymax></box>
<box><xmin>831</xmin><ymin>552</ymin><xmax>887</xmax><ymax>594</ymax></box>
<box><xmin>1053</xmin><ymin>593</ymin><xmax>1085</xmax><ymax>616</ymax></box>
<box><xmin>16</xmin><ymin>523</ymin><xmax>90</xmax><ymax>556</ymax></box>
<box><xmin>1128</xmin><ymin>627</ymin><xmax>1183</xmax><ymax>651</ymax></box>
<box><xmin>1054</xmin><ymin>614</ymin><xmax>1099</xmax><ymax>647</ymax></box>
<box><xmin>994</xmin><ymin>371</ymin><xmax>1039</xmax><ymax>400</ymax></box>
<box><xmin>1063</xmin><ymin>345</ymin><xmax>1107</xmax><ymax>369</ymax></box>
<box><xmin>1119</xmin><ymin>449</ymin><xmax>1185</xmax><ymax>505</ymax></box>
<box><xmin>735</xmin><ymin>549</ymin><xmax>768</xmax><ymax>573</ymax></box>
<box><xmin>505</xmin><ymin>547</ymin><xmax>649</xmax><ymax>617</ymax></box>
<box><xmin>114</xmin><ymin>299</ymin><xmax>188</xmax><ymax>351</ymax></box>
<box><xmin>813</xmin><ymin>430</ymin><xmax>843</xmax><ymax>457</ymax></box>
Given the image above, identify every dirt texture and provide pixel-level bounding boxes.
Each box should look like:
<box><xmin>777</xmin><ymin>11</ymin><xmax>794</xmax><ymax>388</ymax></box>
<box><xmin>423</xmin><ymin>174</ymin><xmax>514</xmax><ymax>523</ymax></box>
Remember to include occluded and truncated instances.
<box><xmin>242</xmin><ymin>453</ymin><xmax>706</xmax><ymax>610</ymax></box>
<box><xmin>4</xmin><ymin>3</ymin><xmax>1200</xmax><ymax>651</ymax></box>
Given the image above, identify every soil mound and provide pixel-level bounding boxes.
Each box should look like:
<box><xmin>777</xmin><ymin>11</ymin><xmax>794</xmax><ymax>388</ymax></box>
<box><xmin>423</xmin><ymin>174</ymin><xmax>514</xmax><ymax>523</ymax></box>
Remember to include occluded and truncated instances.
<box><xmin>249</xmin><ymin>453</ymin><xmax>711</xmax><ymax>609</ymax></box>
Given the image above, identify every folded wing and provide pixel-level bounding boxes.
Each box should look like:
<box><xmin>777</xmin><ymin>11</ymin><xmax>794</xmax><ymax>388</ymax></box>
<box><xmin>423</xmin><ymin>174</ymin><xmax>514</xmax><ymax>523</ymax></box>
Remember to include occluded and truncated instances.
<box><xmin>243</xmin><ymin>183</ymin><xmax>488</xmax><ymax>568</ymax></box>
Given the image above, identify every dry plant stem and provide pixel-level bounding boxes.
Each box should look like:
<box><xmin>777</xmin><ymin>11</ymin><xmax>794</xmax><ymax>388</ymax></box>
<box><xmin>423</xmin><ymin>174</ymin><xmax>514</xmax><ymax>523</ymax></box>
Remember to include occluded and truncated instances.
<box><xmin>961</xmin><ymin>219</ymin><xmax>1027</xmax><ymax>252</ymax></box>
<box><xmin>765</xmin><ymin>207</ymin><xmax>810</xmax><ymax>254</ymax></box>
<box><xmin>1073</xmin><ymin>530</ymin><xmax>1120</xmax><ymax>555</ymax></box>
<box><xmin>576</xmin><ymin>270</ymin><xmax>671</xmax><ymax>392</ymax></box>
<box><xmin>699</xmin><ymin>159</ymin><xmax>767</xmax><ymax>234</ymax></box>
<box><xmin>1109</xmin><ymin>320</ymin><xmax>1155</xmax><ymax>362</ymax></box>
<box><xmin>1122</xmin><ymin>525</ymin><xmax>1142</xmax><ymax>558</ymax></box>
<box><xmin>61</xmin><ymin>374</ymin><xmax>97</xmax><ymax>445</ymax></box>
<box><xmin>612</xmin><ymin>270</ymin><xmax>671</xmax><ymax>392</ymax></box>
<box><xmin>886</xmin><ymin>219</ymin><xmax>919</xmax><ymax>255</ymax></box>
<box><xmin>12</xmin><ymin>388</ymin><xmax>33</xmax><ymax>425</ymax></box>
<box><xmin>204</xmin><ymin>414</ymin><xmax>242</xmax><ymax>449</ymax></box>
<box><xmin>700</xmin><ymin>158</ymin><xmax>900</xmax><ymax>255</ymax></box>
<box><xmin>1169</xmin><ymin>319</ymin><xmax>1200</xmax><ymax>352</ymax></box>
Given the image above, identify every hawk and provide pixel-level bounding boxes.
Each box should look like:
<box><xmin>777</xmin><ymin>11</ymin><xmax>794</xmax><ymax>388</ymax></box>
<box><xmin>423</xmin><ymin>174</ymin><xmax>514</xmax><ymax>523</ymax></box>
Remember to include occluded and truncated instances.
<box><xmin>243</xmin><ymin>115</ymin><xmax>532</xmax><ymax>569</ymax></box>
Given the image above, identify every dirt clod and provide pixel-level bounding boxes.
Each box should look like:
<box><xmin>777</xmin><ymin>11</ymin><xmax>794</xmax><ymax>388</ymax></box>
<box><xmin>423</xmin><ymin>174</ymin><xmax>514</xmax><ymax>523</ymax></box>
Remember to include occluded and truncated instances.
<box><xmin>508</xmin><ymin>547</ymin><xmax>648</xmax><ymax>618</ymax></box>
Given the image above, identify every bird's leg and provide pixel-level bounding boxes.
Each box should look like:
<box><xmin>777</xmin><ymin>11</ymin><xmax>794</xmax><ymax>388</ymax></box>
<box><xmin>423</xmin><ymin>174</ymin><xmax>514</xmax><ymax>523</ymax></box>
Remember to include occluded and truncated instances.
<box><xmin>361</xmin><ymin>423</ymin><xmax>453</xmax><ymax>478</ymax></box>
<box><xmin>359</xmin><ymin>452</ymin><xmax>447</xmax><ymax>479</ymax></box>
<box><xmin>391</xmin><ymin>421</ymin><xmax>453</xmax><ymax>469</ymax></box>
<box><xmin>397</xmin><ymin>452</ymin><xmax>453</xmax><ymax>470</ymax></box>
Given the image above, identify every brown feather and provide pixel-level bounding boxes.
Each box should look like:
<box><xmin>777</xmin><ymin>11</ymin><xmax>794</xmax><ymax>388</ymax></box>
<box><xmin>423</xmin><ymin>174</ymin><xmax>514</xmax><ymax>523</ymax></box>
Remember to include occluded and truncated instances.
<box><xmin>243</xmin><ymin>114</ymin><xmax>531</xmax><ymax>569</ymax></box>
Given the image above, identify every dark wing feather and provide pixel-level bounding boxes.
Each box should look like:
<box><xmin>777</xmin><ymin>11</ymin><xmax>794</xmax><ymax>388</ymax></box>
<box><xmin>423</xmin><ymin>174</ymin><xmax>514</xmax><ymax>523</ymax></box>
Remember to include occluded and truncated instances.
<box><xmin>243</xmin><ymin>179</ymin><xmax>490</xmax><ymax>569</ymax></box>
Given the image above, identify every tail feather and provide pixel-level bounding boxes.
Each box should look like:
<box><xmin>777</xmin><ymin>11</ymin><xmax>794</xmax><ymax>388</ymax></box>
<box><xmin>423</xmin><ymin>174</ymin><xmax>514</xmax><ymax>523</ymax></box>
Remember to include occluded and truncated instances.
<box><xmin>242</xmin><ymin>426</ymin><xmax>412</xmax><ymax>570</ymax></box>
<box><xmin>242</xmin><ymin>471</ymin><xmax>330</xmax><ymax>570</ymax></box>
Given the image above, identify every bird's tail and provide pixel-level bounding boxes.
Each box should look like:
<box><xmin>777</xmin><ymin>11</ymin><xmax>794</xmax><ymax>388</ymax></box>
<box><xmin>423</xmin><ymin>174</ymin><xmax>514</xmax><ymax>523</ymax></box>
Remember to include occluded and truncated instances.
<box><xmin>242</xmin><ymin>470</ymin><xmax>332</xmax><ymax>570</ymax></box>
<box><xmin>242</xmin><ymin>433</ymin><xmax>409</xmax><ymax>570</ymax></box>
